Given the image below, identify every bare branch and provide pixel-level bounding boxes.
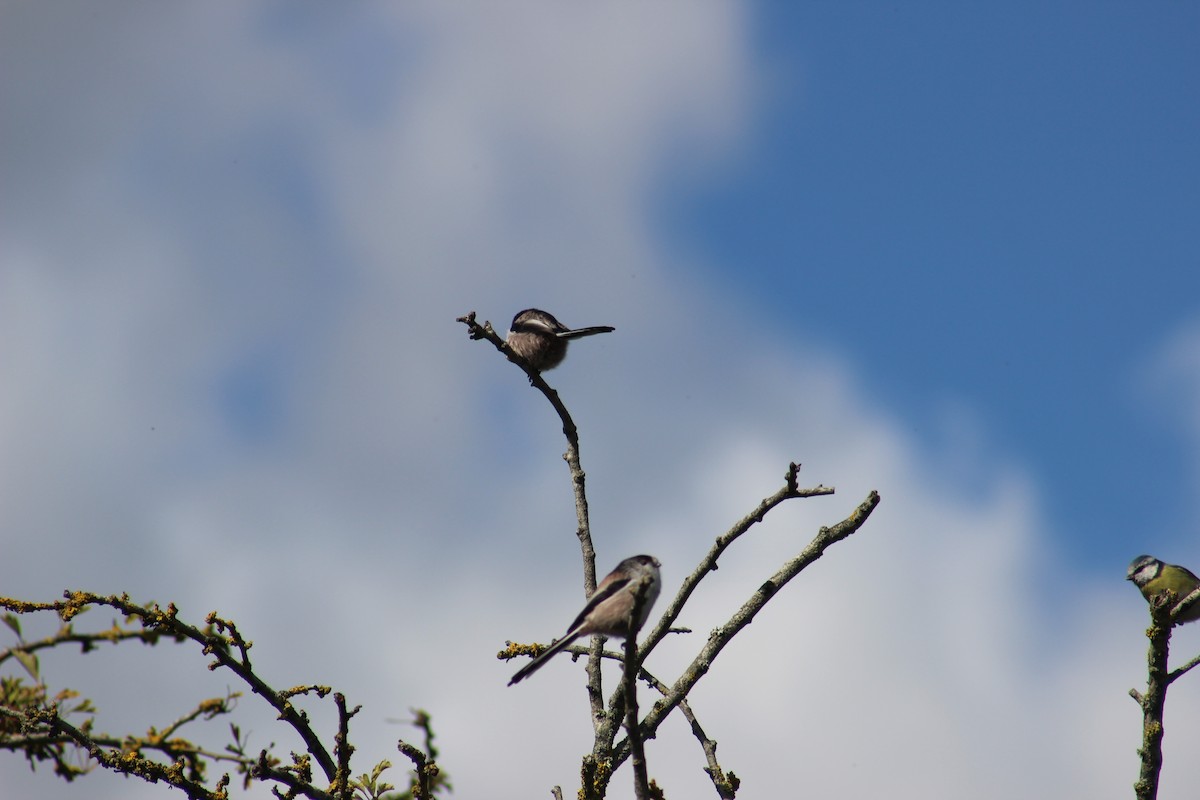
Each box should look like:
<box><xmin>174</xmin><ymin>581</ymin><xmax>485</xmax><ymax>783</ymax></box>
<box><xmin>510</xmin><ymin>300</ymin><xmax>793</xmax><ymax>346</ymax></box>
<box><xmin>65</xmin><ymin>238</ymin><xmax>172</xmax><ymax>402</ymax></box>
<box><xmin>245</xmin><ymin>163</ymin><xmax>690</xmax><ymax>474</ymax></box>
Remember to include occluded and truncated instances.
<box><xmin>155</xmin><ymin>691</ymin><xmax>240</xmax><ymax>744</ymax></box>
<box><xmin>396</xmin><ymin>738</ymin><xmax>438</xmax><ymax>800</ymax></box>
<box><xmin>641</xmin><ymin>463</ymin><xmax>833</xmax><ymax>660</ymax></box>
<box><xmin>456</xmin><ymin>310</ymin><xmax>599</xmax><ymax>590</ymax></box>
<box><xmin>595</xmin><ymin>469</ymin><xmax>850</xmax><ymax>754</ymax></box>
<box><xmin>622</xmin><ymin>574</ymin><xmax>656</xmax><ymax>800</ymax></box>
<box><xmin>0</xmin><ymin>687</ymin><xmax>251</xmax><ymax>787</ymax></box>
<box><xmin>1</xmin><ymin>593</ymin><xmax>340</xmax><ymax>786</ymax></box>
<box><xmin>332</xmin><ymin>693</ymin><xmax>360</xmax><ymax>800</ymax></box>
<box><xmin>251</xmin><ymin>751</ymin><xmax>333</xmax><ymax>800</ymax></box>
<box><xmin>14</xmin><ymin>704</ymin><xmax>225</xmax><ymax>800</ymax></box>
<box><xmin>1132</xmin><ymin>593</ymin><xmax>1175</xmax><ymax>800</ymax></box>
<box><xmin>628</xmin><ymin>667</ymin><xmax>738</xmax><ymax>799</ymax></box>
<box><xmin>463</xmin><ymin>314</ymin><xmax>881</xmax><ymax>798</ymax></box>
<box><xmin>0</xmin><ymin>620</ymin><xmax>174</xmax><ymax>666</ymax></box>
<box><xmin>1168</xmin><ymin>651</ymin><xmax>1200</xmax><ymax>682</ymax></box>
<box><xmin>612</xmin><ymin>490</ymin><xmax>881</xmax><ymax>767</ymax></box>
<box><xmin>458</xmin><ymin>311</ymin><xmax>608</xmax><ymax>729</ymax></box>
<box><xmin>1170</xmin><ymin>585</ymin><xmax>1200</xmax><ymax>624</ymax></box>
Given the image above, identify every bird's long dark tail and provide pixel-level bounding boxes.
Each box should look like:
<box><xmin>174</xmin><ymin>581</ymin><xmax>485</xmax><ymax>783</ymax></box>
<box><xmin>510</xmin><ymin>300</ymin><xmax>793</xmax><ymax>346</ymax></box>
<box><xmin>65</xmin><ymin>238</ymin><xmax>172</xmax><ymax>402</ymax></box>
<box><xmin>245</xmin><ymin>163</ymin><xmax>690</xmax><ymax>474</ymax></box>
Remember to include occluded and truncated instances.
<box><xmin>557</xmin><ymin>325</ymin><xmax>615</xmax><ymax>340</ymax></box>
<box><xmin>508</xmin><ymin>633</ymin><xmax>581</xmax><ymax>685</ymax></box>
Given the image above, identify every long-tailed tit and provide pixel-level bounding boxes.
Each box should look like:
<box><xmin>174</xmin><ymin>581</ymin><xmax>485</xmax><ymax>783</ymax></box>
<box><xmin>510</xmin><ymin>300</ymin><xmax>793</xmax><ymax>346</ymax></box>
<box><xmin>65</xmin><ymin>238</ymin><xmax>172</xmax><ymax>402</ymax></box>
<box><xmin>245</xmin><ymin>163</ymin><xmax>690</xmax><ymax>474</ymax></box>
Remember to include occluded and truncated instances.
<box><xmin>509</xmin><ymin>554</ymin><xmax>662</xmax><ymax>686</ymax></box>
<box><xmin>505</xmin><ymin>308</ymin><xmax>615</xmax><ymax>371</ymax></box>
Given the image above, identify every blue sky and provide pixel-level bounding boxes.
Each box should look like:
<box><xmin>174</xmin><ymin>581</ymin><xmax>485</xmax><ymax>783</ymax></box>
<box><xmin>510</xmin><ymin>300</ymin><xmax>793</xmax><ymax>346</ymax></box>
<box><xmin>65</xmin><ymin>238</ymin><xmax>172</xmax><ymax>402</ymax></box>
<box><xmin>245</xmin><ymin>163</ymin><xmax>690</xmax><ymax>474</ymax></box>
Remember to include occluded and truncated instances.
<box><xmin>671</xmin><ymin>3</ymin><xmax>1200</xmax><ymax>569</ymax></box>
<box><xmin>2</xmin><ymin>3</ymin><xmax>1199</xmax><ymax>799</ymax></box>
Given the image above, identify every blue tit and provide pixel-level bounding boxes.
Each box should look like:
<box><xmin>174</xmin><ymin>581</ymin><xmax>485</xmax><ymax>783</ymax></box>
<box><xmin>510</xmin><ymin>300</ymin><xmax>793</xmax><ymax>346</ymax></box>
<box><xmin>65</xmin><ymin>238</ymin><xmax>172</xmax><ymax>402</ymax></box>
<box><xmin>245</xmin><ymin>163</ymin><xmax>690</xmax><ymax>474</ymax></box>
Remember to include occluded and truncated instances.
<box><xmin>1126</xmin><ymin>555</ymin><xmax>1200</xmax><ymax>624</ymax></box>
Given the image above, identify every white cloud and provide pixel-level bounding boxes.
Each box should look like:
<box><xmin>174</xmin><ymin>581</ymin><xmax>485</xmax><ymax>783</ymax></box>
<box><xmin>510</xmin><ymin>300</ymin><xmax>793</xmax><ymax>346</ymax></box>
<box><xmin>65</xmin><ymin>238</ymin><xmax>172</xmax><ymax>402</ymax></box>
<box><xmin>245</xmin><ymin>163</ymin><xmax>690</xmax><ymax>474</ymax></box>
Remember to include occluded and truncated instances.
<box><xmin>1</xmin><ymin>3</ymin><xmax>1193</xmax><ymax>799</ymax></box>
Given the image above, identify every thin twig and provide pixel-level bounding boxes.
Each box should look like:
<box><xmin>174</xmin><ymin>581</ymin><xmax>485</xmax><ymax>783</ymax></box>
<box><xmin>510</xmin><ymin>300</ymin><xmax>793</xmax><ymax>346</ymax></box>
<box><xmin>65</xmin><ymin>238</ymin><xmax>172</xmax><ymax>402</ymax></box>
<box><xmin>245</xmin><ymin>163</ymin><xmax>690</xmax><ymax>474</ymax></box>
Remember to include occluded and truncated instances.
<box><xmin>457</xmin><ymin>311</ymin><xmax>606</xmax><ymax>729</ymax></box>
<box><xmin>611</xmin><ymin>490</ymin><xmax>881</xmax><ymax>767</ymax></box>
<box><xmin>1170</xmin><ymin>585</ymin><xmax>1200</xmax><ymax>622</ymax></box>
<box><xmin>595</xmin><ymin>465</ymin><xmax>849</xmax><ymax>753</ymax></box>
<box><xmin>1168</xmin><ymin>650</ymin><xmax>1200</xmax><ymax>682</ymax></box>
<box><xmin>156</xmin><ymin>691</ymin><xmax>239</xmax><ymax>742</ymax></box>
<box><xmin>629</xmin><ymin>667</ymin><xmax>738</xmax><ymax>799</ymax></box>
<box><xmin>0</xmin><ymin>622</ymin><xmax>173</xmax><ymax>665</ymax></box>
<box><xmin>1</xmin><ymin>593</ymin><xmax>339</xmax><ymax>784</ymax></box>
<box><xmin>20</xmin><ymin>705</ymin><xmax>225</xmax><ymax>800</ymax></box>
<box><xmin>253</xmin><ymin>752</ymin><xmax>334</xmax><ymax>800</ymax></box>
<box><xmin>674</xmin><ymin>695</ymin><xmax>737</xmax><ymax>799</ymax></box>
<box><xmin>456</xmin><ymin>311</ymin><xmax>598</xmax><ymax>590</ymax></box>
<box><xmin>643</xmin><ymin>463</ymin><xmax>832</xmax><ymax>658</ymax></box>
<box><xmin>596</xmin><ymin>464</ymin><xmax>840</xmax><ymax>751</ymax></box>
